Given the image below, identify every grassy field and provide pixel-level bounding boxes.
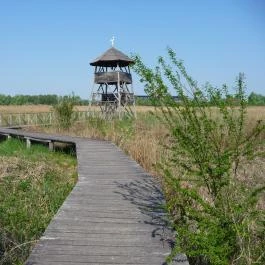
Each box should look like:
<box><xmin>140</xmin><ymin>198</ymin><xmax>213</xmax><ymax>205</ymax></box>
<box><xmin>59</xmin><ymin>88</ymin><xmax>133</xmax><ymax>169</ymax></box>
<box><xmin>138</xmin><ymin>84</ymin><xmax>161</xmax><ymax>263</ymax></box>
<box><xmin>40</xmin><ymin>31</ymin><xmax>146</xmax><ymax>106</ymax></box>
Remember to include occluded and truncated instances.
<box><xmin>1</xmin><ymin>104</ymin><xmax>264</xmax><ymax>193</ymax></box>
<box><xmin>0</xmin><ymin>139</ymin><xmax>77</xmax><ymax>265</ymax></box>
<box><xmin>0</xmin><ymin>104</ymin><xmax>265</xmax><ymax>116</ymax></box>
<box><xmin>1</xmin><ymin>105</ymin><xmax>264</xmax><ymax>135</ymax></box>
<box><xmin>0</xmin><ymin>104</ymin><xmax>159</xmax><ymax>114</ymax></box>
<box><xmin>0</xmin><ymin>104</ymin><xmax>264</xmax><ymax>264</ymax></box>
<box><xmin>19</xmin><ymin>105</ymin><xmax>264</xmax><ymax>173</ymax></box>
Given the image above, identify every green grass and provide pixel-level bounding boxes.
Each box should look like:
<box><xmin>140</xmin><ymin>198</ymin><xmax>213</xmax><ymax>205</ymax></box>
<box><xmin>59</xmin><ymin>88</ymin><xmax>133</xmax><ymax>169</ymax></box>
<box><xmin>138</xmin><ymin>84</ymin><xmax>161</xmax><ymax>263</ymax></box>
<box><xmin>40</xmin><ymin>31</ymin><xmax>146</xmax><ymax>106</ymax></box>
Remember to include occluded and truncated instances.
<box><xmin>0</xmin><ymin>139</ymin><xmax>77</xmax><ymax>265</ymax></box>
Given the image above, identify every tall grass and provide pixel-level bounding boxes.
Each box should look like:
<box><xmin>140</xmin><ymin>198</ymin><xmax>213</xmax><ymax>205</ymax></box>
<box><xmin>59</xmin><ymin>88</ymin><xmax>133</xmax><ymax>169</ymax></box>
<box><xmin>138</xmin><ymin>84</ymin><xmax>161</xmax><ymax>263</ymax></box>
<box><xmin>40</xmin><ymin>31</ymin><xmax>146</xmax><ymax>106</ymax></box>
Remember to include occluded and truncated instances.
<box><xmin>35</xmin><ymin>113</ymin><xmax>169</xmax><ymax>175</ymax></box>
<box><xmin>0</xmin><ymin>139</ymin><xmax>77</xmax><ymax>265</ymax></box>
<box><xmin>35</xmin><ymin>108</ymin><xmax>265</xmax><ymax>175</ymax></box>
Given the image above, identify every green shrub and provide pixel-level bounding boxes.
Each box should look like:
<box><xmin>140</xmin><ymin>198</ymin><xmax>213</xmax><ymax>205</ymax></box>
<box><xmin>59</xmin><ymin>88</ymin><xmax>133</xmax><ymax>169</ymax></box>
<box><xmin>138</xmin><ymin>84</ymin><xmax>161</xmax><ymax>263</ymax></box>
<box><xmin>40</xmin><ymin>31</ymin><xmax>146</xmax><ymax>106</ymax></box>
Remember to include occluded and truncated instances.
<box><xmin>53</xmin><ymin>94</ymin><xmax>77</xmax><ymax>130</ymax></box>
<box><xmin>133</xmin><ymin>48</ymin><xmax>265</xmax><ymax>265</ymax></box>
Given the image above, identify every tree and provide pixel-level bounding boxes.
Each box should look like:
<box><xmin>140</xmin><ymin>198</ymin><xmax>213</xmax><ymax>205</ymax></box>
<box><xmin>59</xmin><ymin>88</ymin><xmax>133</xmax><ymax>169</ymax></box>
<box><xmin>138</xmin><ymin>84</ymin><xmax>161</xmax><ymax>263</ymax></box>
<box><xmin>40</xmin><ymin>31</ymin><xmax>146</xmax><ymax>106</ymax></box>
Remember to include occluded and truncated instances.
<box><xmin>132</xmin><ymin>48</ymin><xmax>265</xmax><ymax>265</ymax></box>
<box><xmin>248</xmin><ymin>92</ymin><xmax>265</xmax><ymax>105</ymax></box>
<box><xmin>53</xmin><ymin>94</ymin><xmax>77</xmax><ymax>130</ymax></box>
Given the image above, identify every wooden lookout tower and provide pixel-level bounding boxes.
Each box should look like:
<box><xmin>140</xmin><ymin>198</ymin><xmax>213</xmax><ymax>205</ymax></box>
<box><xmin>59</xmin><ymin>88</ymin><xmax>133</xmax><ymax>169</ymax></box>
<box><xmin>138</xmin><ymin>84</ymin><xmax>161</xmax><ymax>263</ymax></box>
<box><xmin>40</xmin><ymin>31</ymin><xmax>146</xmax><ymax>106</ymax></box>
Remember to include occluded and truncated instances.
<box><xmin>89</xmin><ymin>41</ymin><xmax>136</xmax><ymax>119</ymax></box>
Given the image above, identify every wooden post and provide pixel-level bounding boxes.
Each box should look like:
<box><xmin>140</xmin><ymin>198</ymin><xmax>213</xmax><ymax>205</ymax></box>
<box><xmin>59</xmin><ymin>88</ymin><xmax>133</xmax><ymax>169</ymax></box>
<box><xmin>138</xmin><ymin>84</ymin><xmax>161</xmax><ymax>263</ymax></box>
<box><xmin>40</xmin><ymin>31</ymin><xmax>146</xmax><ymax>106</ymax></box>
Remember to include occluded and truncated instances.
<box><xmin>131</xmin><ymin>78</ymin><xmax>136</xmax><ymax>119</ymax></box>
<box><xmin>26</xmin><ymin>138</ymin><xmax>31</xmax><ymax>149</ymax></box>
<box><xmin>8</xmin><ymin>114</ymin><xmax>12</xmax><ymax>126</ymax></box>
<box><xmin>18</xmin><ymin>113</ymin><xmax>21</xmax><ymax>125</ymax></box>
<box><xmin>27</xmin><ymin>114</ymin><xmax>30</xmax><ymax>125</ymax></box>
<box><xmin>2</xmin><ymin>133</ymin><xmax>11</xmax><ymax>140</ymax></box>
<box><xmin>49</xmin><ymin>141</ymin><xmax>54</xmax><ymax>151</ymax></box>
<box><xmin>117</xmin><ymin>64</ymin><xmax>121</xmax><ymax>120</ymax></box>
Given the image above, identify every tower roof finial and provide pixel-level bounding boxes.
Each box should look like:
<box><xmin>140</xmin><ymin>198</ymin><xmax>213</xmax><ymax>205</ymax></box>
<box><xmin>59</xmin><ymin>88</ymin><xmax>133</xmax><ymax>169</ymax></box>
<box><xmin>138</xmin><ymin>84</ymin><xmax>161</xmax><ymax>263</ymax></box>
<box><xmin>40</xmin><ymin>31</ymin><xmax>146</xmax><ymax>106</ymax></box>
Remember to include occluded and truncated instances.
<box><xmin>110</xmin><ymin>36</ymin><xmax>115</xmax><ymax>47</ymax></box>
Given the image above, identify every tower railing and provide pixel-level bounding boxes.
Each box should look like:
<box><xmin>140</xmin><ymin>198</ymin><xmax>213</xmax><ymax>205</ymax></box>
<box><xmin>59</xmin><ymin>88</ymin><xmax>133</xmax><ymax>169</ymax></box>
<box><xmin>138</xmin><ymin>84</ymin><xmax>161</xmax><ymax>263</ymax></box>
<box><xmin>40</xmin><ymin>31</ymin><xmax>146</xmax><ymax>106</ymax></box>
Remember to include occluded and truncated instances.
<box><xmin>94</xmin><ymin>71</ymin><xmax>132</xmax><ymax>84</ymax></box>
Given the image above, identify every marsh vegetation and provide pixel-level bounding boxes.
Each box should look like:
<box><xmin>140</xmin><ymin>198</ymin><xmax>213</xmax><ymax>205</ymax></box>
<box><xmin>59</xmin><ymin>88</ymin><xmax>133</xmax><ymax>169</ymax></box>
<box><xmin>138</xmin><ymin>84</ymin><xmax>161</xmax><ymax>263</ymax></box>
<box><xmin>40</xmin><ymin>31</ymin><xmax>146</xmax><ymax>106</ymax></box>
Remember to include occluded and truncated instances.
<box><xmin>0</xmin><ymin>139</ymin><xmax>77</xmax><ymax>265</ymax></box>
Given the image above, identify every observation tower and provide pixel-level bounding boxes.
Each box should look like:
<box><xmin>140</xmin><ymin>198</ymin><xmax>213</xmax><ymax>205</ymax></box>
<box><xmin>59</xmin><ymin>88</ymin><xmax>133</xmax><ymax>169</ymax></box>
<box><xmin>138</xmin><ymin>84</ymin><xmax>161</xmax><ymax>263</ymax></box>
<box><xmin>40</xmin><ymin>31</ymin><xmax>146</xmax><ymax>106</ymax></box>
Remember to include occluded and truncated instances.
<box><xmin>89</xmin><ymin>38</ymin><xmax>135</xmax><ymax>119</ymax></box>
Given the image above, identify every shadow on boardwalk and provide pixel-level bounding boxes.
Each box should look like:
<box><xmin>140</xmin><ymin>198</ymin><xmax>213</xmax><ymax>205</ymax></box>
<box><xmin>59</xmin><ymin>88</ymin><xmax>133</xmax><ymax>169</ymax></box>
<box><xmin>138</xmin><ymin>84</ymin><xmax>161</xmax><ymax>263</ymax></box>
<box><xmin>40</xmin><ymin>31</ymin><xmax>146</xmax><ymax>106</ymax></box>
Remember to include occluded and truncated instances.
<box><xmin>115</xmin><ymin>176</ymin><xmax>188</xmax><ymax>264</ymax></box>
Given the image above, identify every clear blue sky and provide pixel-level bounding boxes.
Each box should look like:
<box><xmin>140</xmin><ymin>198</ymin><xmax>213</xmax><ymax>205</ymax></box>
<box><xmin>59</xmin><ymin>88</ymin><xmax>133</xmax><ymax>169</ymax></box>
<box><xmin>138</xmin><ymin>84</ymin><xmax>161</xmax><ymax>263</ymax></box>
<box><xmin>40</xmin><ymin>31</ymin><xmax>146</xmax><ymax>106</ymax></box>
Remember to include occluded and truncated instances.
<box><xmin>0</xmin><ymin>0</ymin><xmax>264</xmax><ymax>98</ymax></box>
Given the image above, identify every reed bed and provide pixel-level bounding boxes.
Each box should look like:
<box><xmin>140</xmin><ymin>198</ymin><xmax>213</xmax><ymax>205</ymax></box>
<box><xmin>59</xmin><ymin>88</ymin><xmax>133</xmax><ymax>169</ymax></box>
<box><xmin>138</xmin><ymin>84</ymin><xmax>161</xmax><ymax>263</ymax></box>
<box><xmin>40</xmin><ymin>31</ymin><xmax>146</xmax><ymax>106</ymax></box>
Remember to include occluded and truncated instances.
<box><xmin>28</xmin><ymin>107</ymin><xmax>265</xmax><ymax>177</ymax></box>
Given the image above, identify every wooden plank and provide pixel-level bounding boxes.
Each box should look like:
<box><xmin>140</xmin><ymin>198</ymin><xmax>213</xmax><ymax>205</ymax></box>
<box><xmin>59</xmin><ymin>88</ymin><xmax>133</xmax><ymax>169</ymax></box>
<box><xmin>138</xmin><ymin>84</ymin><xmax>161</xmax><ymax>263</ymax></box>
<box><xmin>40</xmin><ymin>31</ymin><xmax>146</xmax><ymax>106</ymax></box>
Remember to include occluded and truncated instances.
<box><xmin>26</xmin><ymin>253</ymin><xmax>171</xmax><ymax>264</ymax></box>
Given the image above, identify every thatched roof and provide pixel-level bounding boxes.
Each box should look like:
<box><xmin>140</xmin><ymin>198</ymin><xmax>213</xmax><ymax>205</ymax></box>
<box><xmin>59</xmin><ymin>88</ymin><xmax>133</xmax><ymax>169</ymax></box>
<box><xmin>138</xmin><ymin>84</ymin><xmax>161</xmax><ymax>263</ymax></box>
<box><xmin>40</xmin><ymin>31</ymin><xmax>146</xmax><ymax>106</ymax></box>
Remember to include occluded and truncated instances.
<box><xmin>90</xmin><ymin>47</ymin><xmax>134</xmax><ymax>67</ymax></box>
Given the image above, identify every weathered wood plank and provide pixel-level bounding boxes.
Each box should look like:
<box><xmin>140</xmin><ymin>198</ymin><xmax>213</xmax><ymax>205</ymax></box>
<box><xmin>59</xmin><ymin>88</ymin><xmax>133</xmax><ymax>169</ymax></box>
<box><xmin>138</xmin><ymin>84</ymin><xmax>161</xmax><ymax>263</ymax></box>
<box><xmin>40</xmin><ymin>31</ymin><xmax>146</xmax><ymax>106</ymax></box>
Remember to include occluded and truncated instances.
<box><xmin>26</xmin><ymin>253</ymin><xmax>171</xmax><ymax>264</ymax></box>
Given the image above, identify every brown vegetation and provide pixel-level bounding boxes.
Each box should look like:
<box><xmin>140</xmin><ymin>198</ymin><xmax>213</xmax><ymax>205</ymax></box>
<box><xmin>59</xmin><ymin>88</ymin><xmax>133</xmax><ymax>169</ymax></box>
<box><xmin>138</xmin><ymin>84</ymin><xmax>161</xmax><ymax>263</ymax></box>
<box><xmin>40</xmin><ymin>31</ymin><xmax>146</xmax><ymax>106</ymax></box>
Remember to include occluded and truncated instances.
<box><xmin>1</xmin><ymin>104</ymin><xmax>264</xmax><ymax>264</ymax></box>
<box><xmin>25</xmin><ymin>107</ymin><xmax>265</xmax><ymax>179</ymax></box>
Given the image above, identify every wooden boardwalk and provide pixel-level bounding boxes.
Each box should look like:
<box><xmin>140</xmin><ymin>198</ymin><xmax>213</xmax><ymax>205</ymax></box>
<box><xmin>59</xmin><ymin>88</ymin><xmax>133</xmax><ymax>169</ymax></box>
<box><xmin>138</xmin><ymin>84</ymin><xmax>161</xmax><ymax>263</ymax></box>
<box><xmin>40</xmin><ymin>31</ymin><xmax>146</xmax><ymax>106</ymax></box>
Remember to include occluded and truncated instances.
<box><xmin>0</xmin><ymin>128</ymin><xmax>188</xmax><ymax>265</ymax></box>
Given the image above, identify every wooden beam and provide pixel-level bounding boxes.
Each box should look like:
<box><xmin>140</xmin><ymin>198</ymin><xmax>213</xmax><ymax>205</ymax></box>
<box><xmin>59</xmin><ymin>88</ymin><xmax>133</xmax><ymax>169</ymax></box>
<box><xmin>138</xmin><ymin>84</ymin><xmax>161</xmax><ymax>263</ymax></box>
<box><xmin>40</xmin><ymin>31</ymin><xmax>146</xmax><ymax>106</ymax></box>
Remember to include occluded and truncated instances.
<box><xmin>24</xmin><ymin>137</ymin><xmax>54</xmax><ymax>151</ymax></box>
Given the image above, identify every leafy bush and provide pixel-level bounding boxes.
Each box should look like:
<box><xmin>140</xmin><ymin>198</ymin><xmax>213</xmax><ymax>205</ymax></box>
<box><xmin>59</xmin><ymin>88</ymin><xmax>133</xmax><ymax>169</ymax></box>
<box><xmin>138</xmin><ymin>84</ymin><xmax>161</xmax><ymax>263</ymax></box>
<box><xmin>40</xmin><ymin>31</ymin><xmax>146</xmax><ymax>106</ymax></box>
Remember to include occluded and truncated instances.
<box><xmin>132</xmin><ymin>48</ymin><xmax>265</xmax><ymax>265</ymax></box>
<box><xmin>53</xmin><ymin>95</ymin><xmax>77</xmax><ymax>130</ymax></box>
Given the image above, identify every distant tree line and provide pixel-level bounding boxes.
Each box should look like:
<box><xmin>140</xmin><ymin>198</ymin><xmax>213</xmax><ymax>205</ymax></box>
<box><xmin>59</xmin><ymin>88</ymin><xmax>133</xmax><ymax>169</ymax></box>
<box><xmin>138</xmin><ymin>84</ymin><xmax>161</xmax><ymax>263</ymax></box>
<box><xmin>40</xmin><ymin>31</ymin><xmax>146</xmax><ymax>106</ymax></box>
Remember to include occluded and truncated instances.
<box><xmin>248</xmin><ymin>92</ymin><xmax>265</xmax><ymax>105</ymax></box>
<box><xmin>207</xmin><ymin>91</ymin><xmax>265</xmax><ymax>106</ymax></box>
<box><xmin>0</xmin><ymin>92</ymin><xmax>264</xmax><ymax>106</ymax></box>
<box><xmin>136</xmin><ymin>92</ymin><xmax>265</xmax><ymax>106</ymax></box>
<box><xmin>0</xmin><ymin>94</ymin><xmax>89</xmax><ymax>105</ymax></box>
<box><xmin>136</xmin><ymin>95</ymin><xmax>180</xmax><ymax>106</ymax></box>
